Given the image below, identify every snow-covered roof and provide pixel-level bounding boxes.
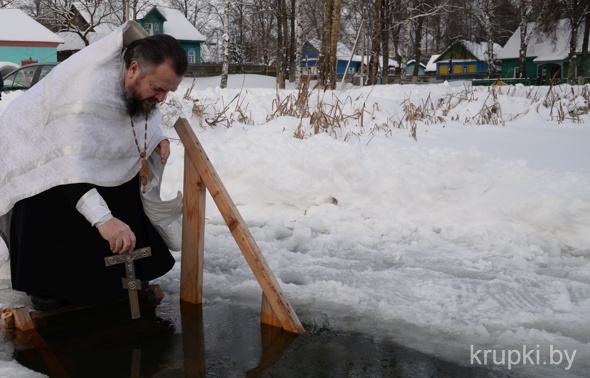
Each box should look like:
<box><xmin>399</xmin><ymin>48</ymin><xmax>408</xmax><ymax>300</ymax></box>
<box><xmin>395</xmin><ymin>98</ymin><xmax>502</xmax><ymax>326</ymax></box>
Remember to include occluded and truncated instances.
<box><xmin>497</xmin><ymin>19</ymin><xmax>577</xmax><ymax>61</ymax></box>
<box><xmin>57</xmin><ymin>24</ymin><xmax>115</xmax><ymax>51</ymax></box>
<box><xmin>435</xmin><ymin>40</ymin><xmax>502</xmax><ymax>63</ymax></box>
<box><xmin>0</xmin><ymin>9</ymin><xmax>64</xmax><ymax>44</ymax></box>
<box><xmin>56</xmin><ymin>2</ymin><xmax>121</xmax><ymax>51</ymax></box>
<box><xmin>351</xmin><ymin>55</ymin><xmax>398</xmax><ymax>68</ymax></box>
<box><xmin>305</xmin><ymin>39</ymin><xmax>354</xmax><ymax>61</ymax></box>
<box><xmin>139</xmin><ymin>7</ymin><xmax>206</xmax><ymax>41</ymax></box>
<box><xmin>425</xmin><ymin>54</ymin><xmax>440</xmax><ymax>72</ymax></box>
<box><xmin>461</xmin><ymin>40</ymin><xmax>502</xmax><ymax>61</ymax></box>
<box><xmin>59</xmin><ymin>5</ymin><xmax>206</xmax><ymax>51</ymax></box>
<box><xmin>407</xmin><ymin>59</ymin><xmax>426</xmax><ymax>68</ymax></box>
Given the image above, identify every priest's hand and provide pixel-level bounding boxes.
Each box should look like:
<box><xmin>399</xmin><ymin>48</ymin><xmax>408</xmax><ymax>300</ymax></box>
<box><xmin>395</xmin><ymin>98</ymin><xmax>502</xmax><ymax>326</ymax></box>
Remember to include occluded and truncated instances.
<box><xmin>98</xmin><ymin>217</ymin><xmax>137</xmax><ymax>254</ymax></box>
<box><xmin>155</xmin><ymin>139</ymin><xmax>170</xmax><ymax>164</ymax></box>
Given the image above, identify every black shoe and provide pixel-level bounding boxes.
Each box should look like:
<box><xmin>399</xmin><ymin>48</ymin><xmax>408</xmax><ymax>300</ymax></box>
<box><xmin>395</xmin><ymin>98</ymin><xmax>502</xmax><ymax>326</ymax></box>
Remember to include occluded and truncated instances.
<box><xmin>30</xmin><ymin>294</ymin><xmax>67</xmax><ymax>311</ymax></box>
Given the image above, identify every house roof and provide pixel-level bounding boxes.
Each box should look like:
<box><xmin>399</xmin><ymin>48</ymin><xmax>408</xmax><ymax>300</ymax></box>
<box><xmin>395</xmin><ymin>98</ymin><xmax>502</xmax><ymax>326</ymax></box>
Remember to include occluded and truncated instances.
<box><xmin>497</xmin><ymin>19</ymin><xmax>580</xmax><ymax>61</ymax></box>
<box><xmin>138</xmin><ymin>7</ymin><xmax>206</xmax><ymax>41</ymax></box>
<box><xmin>59</xmin><ymin>5</ymin><xmax>206</xmax><ymax>52</ymax></box>
<box><xmin>425</xmin><ymin>54</ymin><xmax>440</xmax><ymax>72</ymax></box>
<box><xmin>56</xmin><ymin>2</ymin><xmax>121</xmax><ymax>51</ymax></box>
<box><xmin>304</xmin><ymin>39</ymin><xmax>354</xmax><ymax>61</ymax></box>
<box><xmin>435</xmin><ymin>40</ymin><xmax>502</xmax><ymax>63</ymax></box>
<box><xmin>407</xmin><ymin>60</ymin><xmax>426</xmax><ymax>68</ymax></box>
<box><xmin>0</xmin><ymin>9</ymin><xmax>64</xmax><ymax>44</ymax></box>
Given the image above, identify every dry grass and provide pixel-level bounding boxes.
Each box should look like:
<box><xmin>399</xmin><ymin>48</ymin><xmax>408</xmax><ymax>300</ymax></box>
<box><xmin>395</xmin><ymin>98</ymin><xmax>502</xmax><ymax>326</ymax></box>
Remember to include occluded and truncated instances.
<box><xmin>177</xmin><ymin>79</ymin><xmax>590</xmax><ymax>142</ymax></box>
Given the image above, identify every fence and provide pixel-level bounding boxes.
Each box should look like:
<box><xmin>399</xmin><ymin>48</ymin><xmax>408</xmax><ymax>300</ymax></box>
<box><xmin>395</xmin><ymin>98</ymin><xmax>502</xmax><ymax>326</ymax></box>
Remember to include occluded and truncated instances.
<box><xmin>186</xmin><ymin>63</ymin><xmax>276</xmax><ymax>77</ymax></box>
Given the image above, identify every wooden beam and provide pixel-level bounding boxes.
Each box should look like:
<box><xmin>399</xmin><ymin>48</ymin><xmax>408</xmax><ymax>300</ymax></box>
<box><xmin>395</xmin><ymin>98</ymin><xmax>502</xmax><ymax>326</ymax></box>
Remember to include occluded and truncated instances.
<box><xmin>180</xmin><ymin>150</ymin><xmax>206</xmax><ymax>304</ymax></box>
<box><xmin>174</xmin><ymin>118</ymin><xmax>304</xmax><ymax>334</ymax></box>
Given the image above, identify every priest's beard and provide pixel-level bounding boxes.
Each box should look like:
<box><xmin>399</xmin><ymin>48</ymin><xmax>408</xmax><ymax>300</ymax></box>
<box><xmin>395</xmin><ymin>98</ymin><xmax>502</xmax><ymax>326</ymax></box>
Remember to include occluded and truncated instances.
<box><xmin>122</xmin><ymin>89</ymin><xmax>158</xmax><ymax>119</ymax></box>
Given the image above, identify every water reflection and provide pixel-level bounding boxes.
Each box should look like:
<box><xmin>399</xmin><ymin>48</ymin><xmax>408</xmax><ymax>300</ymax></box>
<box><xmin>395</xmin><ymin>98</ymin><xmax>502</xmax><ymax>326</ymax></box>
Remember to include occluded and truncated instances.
<box><xmin>5</xmin><ymin>298</ymin><xmax>511</xmax><ymax>377</ymax></box>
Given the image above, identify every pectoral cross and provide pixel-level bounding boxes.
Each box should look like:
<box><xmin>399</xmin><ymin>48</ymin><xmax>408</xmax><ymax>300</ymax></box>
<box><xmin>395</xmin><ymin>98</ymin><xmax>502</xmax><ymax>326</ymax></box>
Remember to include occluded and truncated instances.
<box><xmin>104</xmin><ymin>247</ymin><xmax>152</xmax><ymax>319</ymax></box>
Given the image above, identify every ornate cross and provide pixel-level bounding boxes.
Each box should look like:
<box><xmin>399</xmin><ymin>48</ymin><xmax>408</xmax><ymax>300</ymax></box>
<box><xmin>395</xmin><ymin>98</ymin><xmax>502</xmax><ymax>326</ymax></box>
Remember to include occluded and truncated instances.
<box><xmin>104</xmin><ymin>247</ymin><xmax>152</xmax><ymax>319</ymax></box>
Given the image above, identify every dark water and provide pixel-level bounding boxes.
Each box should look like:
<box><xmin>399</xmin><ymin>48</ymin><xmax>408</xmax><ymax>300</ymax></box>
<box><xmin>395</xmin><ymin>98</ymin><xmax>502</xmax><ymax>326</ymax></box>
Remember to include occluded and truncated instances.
<box><xmin>6</xmin><ymin>294</ymin><xmax>511</xmax><ymax>377</ymax></box>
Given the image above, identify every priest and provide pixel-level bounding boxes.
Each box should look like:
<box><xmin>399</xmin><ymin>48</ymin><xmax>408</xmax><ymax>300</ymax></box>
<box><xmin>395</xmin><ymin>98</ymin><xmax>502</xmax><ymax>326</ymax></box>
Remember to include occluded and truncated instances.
<box><xmin>0</xmin><ymin>21</ymin><xmax>187</xmax><ymax>310</ymax></box>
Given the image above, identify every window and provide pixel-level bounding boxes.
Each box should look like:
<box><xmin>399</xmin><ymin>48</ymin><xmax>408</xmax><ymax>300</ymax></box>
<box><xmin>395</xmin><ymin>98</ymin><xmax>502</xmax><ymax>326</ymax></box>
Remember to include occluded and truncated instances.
<box><xmin>39</xmin><ymin>65</ymin><xmax>55</xmax><ymax>81</ymax></box>
<box><xmin>154</xmin><ymin>23</ymin><xmax>159</xmax><ymax>31</ymax></box>
<box><xmin>188</xmin><ymin>50</ymin><xmax>196</xmax><ymax>64</ymax></box>
<box><xmin>144</xmin><ymin>22</ymin><xmax>153</xmax><ymax>35</ymax></box>
<box><xmin>440</xmin><ymin>65</ymin><xmax>448</xmax><ymax>74</ymax></box>
<box><xmin>454</xmin><ymin>65</ymin><xmax>463</xmax><ymax>74</ymax></box>
<box><xmin>514</xmin><ymin>67</ymin><xmax>520</xmax><ymax>78</ymax></box>
<box><xmin>468</xmin><ymin>64</ymin><xmax>476</xmax><ymax>73</ymax></box>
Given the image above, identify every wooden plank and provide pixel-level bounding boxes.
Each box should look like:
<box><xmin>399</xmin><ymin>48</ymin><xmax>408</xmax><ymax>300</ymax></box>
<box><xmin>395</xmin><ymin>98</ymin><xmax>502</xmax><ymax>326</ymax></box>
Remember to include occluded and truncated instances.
<box><xmin>174</xmin><ymin>118</ymin><xmax>304</xmax><ymax>334</ymax></box>
<box><xmin>180</xmin><ymin>302</ymin><xmax>206</xmax><ymax>377</ymax></box>
<box><xmin>180</xmin><ymin>150</ymin><xmax>206</xmax><ymax>304</ymax></box>
<box><xmin>11</xmin><ymin>307</ymin><xmax>35</xmax><ymax>331</ymax></box>
<box><xmin>261</xmin><ymin>293</ymin><xmax>281</xmax><ymax>328</ymax></box>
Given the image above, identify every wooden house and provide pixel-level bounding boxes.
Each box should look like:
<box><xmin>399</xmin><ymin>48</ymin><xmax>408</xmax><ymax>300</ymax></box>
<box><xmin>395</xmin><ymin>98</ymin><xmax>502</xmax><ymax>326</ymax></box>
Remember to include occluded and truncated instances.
<box><xmin>57</xmin><ymin>5</ymin><xmax>206</xmax><ymax>65</ymax></box>
<box><xmin>498</xmin><ymin>19</ymin><xmax>589</xmax><ymax>85</ymax></box>
<box><xmin>302</xmin><ymin>40</ymin><xmax>357</xmax><ymax>75</ymax></box>
<box><xmin>406</xmin><ymin>60</ymin><xmax>426</xmax><ymax>75</ymax></box>
<box><xmin>136</xmin><ymin>7</ymin><xmax>206</xmax><ymax>64</ymax></box>
<box><xmin>433</xmin><ymin>40</ymin><xmax>501</xmax><ymax>79</ymax></box>
<box><xmin>0</xmin><ymin>9</ymin><xmax>63</xmax><ymax>66</ymax></box>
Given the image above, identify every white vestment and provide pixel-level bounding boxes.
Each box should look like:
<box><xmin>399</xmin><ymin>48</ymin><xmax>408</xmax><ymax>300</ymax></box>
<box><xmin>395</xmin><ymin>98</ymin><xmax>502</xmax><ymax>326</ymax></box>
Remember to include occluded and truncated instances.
<box><xmin>0</xmin><ymin>21</ymin><xmax>166</xmax><ymax>218</ymax></box>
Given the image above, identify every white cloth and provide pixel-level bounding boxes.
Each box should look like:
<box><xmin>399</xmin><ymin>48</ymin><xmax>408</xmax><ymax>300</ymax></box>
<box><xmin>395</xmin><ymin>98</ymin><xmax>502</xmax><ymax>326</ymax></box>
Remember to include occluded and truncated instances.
<box><xmin>0</xmin><ymin>21</ymin><xmax>166</xmax><ymax>217</ymax></box>
<box><xmin>140</xmin><ymin>153</ymin><xmax>183</xmax><ymax>251</ymax></box>
<box><xmin>75</xmin><ymin>188</ymin><xmax>113</xmax><ymax>227</ymax></box>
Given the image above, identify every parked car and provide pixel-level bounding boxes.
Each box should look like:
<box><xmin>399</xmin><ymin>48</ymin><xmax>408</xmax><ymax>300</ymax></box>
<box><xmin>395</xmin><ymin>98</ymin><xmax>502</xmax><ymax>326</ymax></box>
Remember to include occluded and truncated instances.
<box><xmin>1</xmin><ymin>62</ymin><xmax>58</xmax><ymax>92</ymax></box>
<box><xmin>0</xmin><ymin>62</ymin><xmax>19</xmax><ymax>78</ymax></box>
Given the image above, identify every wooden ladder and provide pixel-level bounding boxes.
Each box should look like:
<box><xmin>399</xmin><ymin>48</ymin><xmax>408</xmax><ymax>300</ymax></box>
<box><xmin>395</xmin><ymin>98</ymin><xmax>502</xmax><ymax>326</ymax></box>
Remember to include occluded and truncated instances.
<box><xmin>174</xmin><ymin>117</ymin><xmax>304</xmax><ymax>334</ymax></box>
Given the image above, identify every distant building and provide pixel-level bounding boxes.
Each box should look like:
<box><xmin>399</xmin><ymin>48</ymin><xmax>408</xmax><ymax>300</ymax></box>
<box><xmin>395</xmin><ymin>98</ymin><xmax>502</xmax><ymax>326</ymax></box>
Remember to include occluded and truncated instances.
<box><xmin>406</xmin><ymin>60</ymin><xmax>426</xmax><ymax>76</ymax></box>
<box><xmin>424</xmin><ymin>54</ymin><xmax>440</xmax><ymax>75</ymax></box>
<box><xmin>301</xmin><ymin>40</ymin><xmax>398</xmax><ymax>77</ymax></box>
<box><xmin>136</xmin><ymin>6</ymin><xmax>206</xmax><ymax>64</ymax></box>
<box><xmin>57</xmin><ymin>5</ymin><xmax>206</xmax><ymax>65</ymax></box>
<box><xmin>434</xmin><ymin>40</ymin><xmax>501</xmax><ymax>79</ymax></box>
<box><xmin>302</xmin><ymin>40</ymin><xmax>357</xmax><ymax>75</ymax></box>
<box><xmin>498</xmin><ymin>19</ymin><xmax>589</xmax><ymax>85</ymax></box>
<box><xmin>0</xmin><ymin>9</ymin><xmax>63</xmax><ymax>66</ymax></box>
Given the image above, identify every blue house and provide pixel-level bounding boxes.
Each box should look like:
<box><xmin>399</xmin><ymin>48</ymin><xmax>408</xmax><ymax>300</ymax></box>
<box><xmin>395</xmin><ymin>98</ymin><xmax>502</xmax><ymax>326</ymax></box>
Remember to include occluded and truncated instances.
<box><xmin>433</xmin><ymin>40</ymin><xmax>501</xmax><ymax>79</ymax></box>
<box><xmin>406</xmin><ymin>60</ymin><xmax>426</xmax><ymax>75</ymax></box>
<box><xmin>302</xmin><ymin>40</ymin><xmax>357</xmax><ymax>75</ymax></box>
<box><xmin>0</xmin><ymin>9</ymin><xmax>63</xmax><ymax>66</ymax></box>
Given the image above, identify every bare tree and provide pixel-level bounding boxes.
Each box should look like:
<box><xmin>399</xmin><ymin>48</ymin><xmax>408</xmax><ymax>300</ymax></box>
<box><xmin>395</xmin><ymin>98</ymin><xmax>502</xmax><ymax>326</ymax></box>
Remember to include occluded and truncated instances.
<box><xmin>507</xmin><ymin>0</ymin><xmax>543</xmax><ymax>78</ymax></box>
<box><xmin>474</xmin><ymin>0</ymin><xmax>499</xmax><ymax>78</ymax></box>
<box><xmin>559</xmin><ymin>0</ymin><xmax>590</xmax><ymax>83</ymax></box>
<box><xmin>580</xmin><ymin>12</ymin><xmax>590</xmax><ymax>80</ymax></box>
<box><xmin>318</xmin><ymin>0</ymin><xmax>342</xmax><ymax>89</ymax></box>
<box><xmin>220</xmin><ymin>0</ymin><xmax>230</xmax><ymax>88</ymax></box>
<box><xmin>294</xmin><ymin>0</ymin><xmax>303</xmax><ymax>88</ymax></box>
<box><xmin>367</xmin><ymin>0</ymin><xmax>382</xmax><ymax>85</ymax></box>
<box><xmin>275</xmin><ymin>0</ymin><xmax>288</xmax><ymax>88</ymax></box>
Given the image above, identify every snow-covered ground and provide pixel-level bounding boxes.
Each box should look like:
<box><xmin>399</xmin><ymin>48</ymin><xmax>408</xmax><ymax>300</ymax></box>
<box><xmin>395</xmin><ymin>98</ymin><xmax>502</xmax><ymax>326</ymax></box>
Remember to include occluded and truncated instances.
<box><xmin>1</xmin><ymin>75</ymin><xmax>589</xmax><ymax>377</ymax></box>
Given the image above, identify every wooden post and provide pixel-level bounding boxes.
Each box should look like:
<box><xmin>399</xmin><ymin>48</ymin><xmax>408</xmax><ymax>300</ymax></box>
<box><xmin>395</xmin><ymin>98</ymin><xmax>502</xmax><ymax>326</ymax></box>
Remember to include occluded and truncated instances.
<box><xmin>174</xmin><ymin>118</ymin><xmax>304</xmax><ymax>334</ymax></box>
<box><xmin>180</xmin><ymin>150</ymin><xmax>206</xmax><ymax>304</ymax></box>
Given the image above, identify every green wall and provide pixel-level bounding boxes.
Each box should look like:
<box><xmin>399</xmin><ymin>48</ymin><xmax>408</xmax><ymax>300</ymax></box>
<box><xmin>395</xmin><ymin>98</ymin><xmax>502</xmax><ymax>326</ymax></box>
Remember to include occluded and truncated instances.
<box><xmin>0</xmin><ymin>46</ymin><xmax>58</xmax><ymax>66</ymax></box>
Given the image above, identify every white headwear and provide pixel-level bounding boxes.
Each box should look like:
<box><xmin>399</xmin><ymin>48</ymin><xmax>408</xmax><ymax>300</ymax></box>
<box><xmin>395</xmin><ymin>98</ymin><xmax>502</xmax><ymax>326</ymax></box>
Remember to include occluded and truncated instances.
<box><xmin>0</xmin><ymin>21</ymin><xmax>166</xmax><ymax>217</ymax></box>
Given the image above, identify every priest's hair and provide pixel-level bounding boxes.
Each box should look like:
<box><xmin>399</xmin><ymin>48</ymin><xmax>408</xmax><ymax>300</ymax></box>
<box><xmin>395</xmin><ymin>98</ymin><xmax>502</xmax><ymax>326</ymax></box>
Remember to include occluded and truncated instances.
<box><xmin>124</xmin><ymin>34</ymin><xmax>188</xmax><ymax>77</ymax></box>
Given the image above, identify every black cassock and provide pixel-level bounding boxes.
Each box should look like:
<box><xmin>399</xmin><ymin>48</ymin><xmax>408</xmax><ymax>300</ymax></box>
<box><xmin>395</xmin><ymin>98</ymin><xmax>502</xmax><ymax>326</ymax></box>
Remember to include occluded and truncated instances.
<box><xmin>8</xmin><ymin>174</ymin><xmax>175</xmax><ymax>305</ymax></box>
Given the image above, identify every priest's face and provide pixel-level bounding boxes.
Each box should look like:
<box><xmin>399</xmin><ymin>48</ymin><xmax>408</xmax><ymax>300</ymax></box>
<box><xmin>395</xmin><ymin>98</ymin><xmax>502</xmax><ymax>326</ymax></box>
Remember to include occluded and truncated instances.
<box><xmin>123</xmin><ymin>60</ymin><xmax>183</xmax><ymax>119</ymax></box>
